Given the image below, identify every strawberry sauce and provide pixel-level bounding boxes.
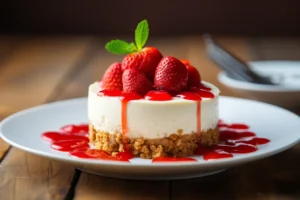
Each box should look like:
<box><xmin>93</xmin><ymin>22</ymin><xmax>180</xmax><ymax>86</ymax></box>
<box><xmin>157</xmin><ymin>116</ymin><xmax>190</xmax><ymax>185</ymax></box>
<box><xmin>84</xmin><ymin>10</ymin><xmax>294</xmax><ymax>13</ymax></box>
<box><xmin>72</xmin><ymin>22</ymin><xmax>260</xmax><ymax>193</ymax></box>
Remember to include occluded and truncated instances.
<box><xmin>42</xmin><ymin>123</ymin><xmax>133</xmax><ymax>162</ymax></box>
<box><xmin>98</xmin><ymin>90</ymin><xmax>143</xmax><ymax>135</ymax></box>
<box><xmin>41</xmin><ymin>120</ymin><xmax>270</xmax><ymax>162</ymax></box>
<box><xmin>176</xmin><ymin>91</ymin><xmax>202</xmax><ymax>133</ymax></box>
<box><xmin>145</xmin><ymin>90</ymin><xmax>173</xmax><ymax>101</ymax></box>
<box><xmin>70</xmin><ymin>149</ymin><xmax>133</xmax><ymax>161</ymax></box>
<box><xmin>194</xmin><ymin>121</ymin><xmax>270</xmax><ymax>160</ymax></box>
<box><xmin>119</xmin><ymin>92</ymin><xmax>142</xmax><ymax>135</ymax></box>
<box><xmin>198</xmin><ymin>84</ymin><xmax>212</xmax><ymax>91</ymax></box>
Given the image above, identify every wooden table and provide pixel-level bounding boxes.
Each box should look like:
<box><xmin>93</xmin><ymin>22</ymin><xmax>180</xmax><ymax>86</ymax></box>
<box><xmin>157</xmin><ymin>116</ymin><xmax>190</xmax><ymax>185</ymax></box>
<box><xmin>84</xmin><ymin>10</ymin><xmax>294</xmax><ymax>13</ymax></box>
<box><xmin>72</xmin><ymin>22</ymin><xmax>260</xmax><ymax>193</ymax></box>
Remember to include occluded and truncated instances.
<box><xmin>0</xmin><ymin>36</ymin><xmax>300</xmax><ymax>200</ymax></box>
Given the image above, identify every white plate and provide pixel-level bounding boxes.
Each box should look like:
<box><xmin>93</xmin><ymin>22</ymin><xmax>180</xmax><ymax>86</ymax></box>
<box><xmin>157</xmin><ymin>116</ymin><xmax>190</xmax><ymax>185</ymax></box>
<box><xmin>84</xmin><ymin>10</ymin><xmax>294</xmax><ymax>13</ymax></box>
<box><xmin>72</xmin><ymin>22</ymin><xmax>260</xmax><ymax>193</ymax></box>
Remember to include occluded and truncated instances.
<box><xmin>220</xmin><ymin>61</ymin><xmax>300</xmax><ymax>90</ymax></box>
<box><xmin>1</xmin><ymin>97</ymin><xmax>300</xmax><ymax>180</ymax></box>
<box><xmin>218</xmin><ymin>61</ymin><xmax>300</xmax><ymax>108</ymax></box>
<box><xmin>250</xmin><ymin>61</ymin><xmax>300</xmax><ymax>88</ymax></box>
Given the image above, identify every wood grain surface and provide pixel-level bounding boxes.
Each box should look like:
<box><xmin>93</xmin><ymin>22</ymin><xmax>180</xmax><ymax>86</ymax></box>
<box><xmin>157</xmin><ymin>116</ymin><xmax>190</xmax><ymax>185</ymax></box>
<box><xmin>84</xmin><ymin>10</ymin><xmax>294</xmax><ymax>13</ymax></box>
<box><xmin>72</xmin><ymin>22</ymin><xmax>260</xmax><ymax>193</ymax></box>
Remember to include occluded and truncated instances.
<box><xmin>0</xmin><ymin>37</ymin><xmax>94</xmax><ymax>200</ymax></box>
<box><xmin>0</xmin><ymin>36</ymin><xmax>299</xmax><ymax>200</ymax></box>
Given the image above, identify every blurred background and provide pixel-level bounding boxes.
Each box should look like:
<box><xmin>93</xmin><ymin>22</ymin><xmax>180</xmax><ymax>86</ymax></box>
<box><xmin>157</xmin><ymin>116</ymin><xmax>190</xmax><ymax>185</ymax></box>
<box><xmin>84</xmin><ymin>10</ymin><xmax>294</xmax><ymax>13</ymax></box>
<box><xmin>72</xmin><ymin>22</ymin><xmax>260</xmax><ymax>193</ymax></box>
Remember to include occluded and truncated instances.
<box><xmin>1</xmin><ymin>0</ymin><xmax>300</xmax><ymax>116</ymax></box>
<box><xmin>1</xmin><ymin>0</ymin><xmax>300</xmax><ymax>36</ymax></box>
<box><xmin>1</xmin><ymin>2</ymin><xmax>300</xmax><ymax>198</ymax></box>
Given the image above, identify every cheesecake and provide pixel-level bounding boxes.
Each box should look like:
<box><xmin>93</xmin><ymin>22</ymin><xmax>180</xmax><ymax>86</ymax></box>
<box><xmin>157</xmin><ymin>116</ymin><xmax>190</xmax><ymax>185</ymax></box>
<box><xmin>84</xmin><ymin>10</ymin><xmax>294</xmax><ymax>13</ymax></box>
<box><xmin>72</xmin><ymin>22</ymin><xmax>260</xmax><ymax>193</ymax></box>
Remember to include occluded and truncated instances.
<box><xmin>88</xmin><ymin>82</ymin><xmax>219</xmax><ymax>158</ymax></box>
<box><xmin>88</xmin><ymin>19</ymin><xmax>220</xmax><ymax>159</ymax></box>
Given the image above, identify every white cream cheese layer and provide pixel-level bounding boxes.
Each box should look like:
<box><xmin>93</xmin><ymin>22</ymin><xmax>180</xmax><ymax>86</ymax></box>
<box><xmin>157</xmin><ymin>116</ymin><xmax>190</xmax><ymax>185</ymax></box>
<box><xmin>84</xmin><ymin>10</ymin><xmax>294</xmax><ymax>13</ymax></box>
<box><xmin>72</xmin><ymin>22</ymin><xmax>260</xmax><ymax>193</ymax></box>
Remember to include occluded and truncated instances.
<box><xmin>88</xmin><ymin>81</ymin><xmax>219</xmax><ymax>139</ymax></box>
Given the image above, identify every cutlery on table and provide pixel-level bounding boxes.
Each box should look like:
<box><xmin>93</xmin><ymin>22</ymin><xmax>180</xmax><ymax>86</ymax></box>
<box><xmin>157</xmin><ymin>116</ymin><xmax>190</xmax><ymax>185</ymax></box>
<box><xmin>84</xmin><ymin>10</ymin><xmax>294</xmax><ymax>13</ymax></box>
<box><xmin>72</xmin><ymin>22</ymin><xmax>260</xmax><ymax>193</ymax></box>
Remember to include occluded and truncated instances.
<box><xmin>203</xmin><ymin>34</ymin><xmax>276</xmax><ymax>85</ymax></box>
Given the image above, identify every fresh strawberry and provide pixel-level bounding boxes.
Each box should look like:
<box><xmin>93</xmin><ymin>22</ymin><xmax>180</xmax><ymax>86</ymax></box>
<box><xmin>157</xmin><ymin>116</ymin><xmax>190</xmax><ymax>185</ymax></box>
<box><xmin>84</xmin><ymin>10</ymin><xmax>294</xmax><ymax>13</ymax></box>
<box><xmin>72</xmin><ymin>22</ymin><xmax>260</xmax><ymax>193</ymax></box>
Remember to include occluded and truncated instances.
<box><xmin>122</xmin><ymin>47</ymin><xmax>163</xmax><ymax>79</ymax></box>
<box><xmin>187</xmin><ymin>65</ymin><xmax>201</xmax><ymax>87</ymax></box>
<box><xmin>154</xmin><ymin>56</ymin><xmax>188</xmax><ymax>93</ymax></box>
<box><xmin>105</xmin><ymin>20</ymin><xmax>163</xmax><ymax>80</ymax></box>
<box><xmin>101</xmin><ymin>62</ymin><xmax>123</xmax><ymax>90</ymax></box>
<box><xmin>180</xmin><ymin>59</ymin><xmax>190</xmax><ymax>65</ymax></box>
<box><xmin>122</xmin><ymin>69</ymin><xmax>153</xmax><ymax>95</ymax></box>
<box><xmin>180</xmin><ymin>59</ymin><xmax>201</xmax><ymax>88</ymax></box>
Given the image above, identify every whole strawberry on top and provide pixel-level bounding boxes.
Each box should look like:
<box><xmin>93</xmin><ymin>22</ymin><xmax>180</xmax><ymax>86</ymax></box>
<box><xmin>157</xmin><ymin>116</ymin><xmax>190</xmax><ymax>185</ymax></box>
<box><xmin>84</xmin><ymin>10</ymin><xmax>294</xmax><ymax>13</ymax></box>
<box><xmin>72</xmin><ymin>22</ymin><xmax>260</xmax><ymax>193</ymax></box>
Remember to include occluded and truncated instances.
<box><xmin>101</xmin><ymin>62</ymin><xmax>123</xmax><ymax>90</ymax></box>
<box><xmin>122</xmin><ymin>68</ymin><xmax>153</xmax><ymax>95</ymax></box>
<box><xmin>180</xmin><ymin>59</ymin><xmax>202</xmax><ymax>88</ymax></box>
<box><xmin>154</xmin><ymin>56</ymin><xmax>188</xmax><ymax>93</ymax></box>
<box><xmin>105</xmin><ymin>20</ymin><xmax>163</xmax><ymax>80</ymax></box>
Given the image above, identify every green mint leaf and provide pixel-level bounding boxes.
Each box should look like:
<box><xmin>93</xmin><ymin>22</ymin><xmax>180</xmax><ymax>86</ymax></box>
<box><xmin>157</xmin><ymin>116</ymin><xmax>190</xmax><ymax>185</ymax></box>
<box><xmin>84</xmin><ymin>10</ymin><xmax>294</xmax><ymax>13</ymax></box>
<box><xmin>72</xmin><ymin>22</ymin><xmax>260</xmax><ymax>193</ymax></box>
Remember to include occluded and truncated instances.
<box><xmin>105</xmin><ymin>40</ymin><xmax>137</xmax><ymax>54</ymax></box>
<box><xmin>128</xmin><ymin>42</ymin><xmax>137</xmax><ymax>52</ymax></box>
<box><xmin>135</xmin><ymin>19</ymin><xmax>149</xmax><ymax>50</ymax></box>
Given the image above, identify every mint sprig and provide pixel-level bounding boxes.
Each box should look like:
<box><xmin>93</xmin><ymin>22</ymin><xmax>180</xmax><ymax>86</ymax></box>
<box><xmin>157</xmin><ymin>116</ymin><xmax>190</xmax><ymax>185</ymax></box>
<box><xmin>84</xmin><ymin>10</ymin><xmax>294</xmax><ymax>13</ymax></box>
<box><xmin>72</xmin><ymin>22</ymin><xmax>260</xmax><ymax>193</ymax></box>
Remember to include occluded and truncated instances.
<box><xmin>105</xmin><ymin>40</ymin><xmax>137</xmax><ymax>55</ymax></box>
<box><xmin>135</xmin><ymin>19</ymin><xmax>149</xmax><ymax>50</ymax></box>
<box><xmin>105</xmin><ymin>19</ymin><xmax>149</xmax><ymax>54</ymax></box>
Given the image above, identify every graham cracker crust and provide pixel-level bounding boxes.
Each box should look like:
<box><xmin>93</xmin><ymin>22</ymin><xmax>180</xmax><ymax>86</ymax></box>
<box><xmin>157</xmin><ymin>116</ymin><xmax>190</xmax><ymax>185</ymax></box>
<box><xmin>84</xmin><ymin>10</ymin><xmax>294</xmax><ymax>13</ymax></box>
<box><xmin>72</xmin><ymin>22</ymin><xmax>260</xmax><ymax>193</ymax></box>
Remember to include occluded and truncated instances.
<box><xmin>89</xmin><ymin>124</ymin><xmax>219</xmax><ymax>159</ymax></box>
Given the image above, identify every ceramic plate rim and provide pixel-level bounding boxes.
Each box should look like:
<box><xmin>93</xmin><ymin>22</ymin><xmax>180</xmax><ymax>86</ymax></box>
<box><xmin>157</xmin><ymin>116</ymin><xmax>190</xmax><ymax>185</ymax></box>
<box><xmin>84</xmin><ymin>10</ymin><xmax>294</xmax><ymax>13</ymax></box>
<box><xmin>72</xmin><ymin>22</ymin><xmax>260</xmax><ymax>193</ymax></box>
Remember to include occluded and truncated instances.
<box><xmin>1</xmin><ymin>97</ymin><xmax>300</xmax><ymax>168</ymax></box>
<box><xmin>218</xmin><ymin>61</ymin><xmax>300</xmax><ymax>92</ymax></box>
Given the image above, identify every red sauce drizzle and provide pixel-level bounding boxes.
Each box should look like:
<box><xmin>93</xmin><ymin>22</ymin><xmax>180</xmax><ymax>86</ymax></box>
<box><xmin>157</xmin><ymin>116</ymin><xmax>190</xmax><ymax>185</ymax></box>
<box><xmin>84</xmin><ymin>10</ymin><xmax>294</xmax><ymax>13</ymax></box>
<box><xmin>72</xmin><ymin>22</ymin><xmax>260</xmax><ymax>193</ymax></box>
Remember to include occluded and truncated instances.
<box><xmin>70</xmin><ymin>149</ymin><xmax>133</xmax><ymax>161</ymax></box>
<box><xmin>219</xmin><ymin>130</ymin><xmax>256</xmax><ymax>141</ymax></box>
<box><xmin>120</xmin><ymin>92</ymin><xmax>142</xmax><ymax>135</ymax></box>
<box><xmin>177</xmin><ymin>92</ymin><xmax>202</xmax><ymax>133</ymax></box>
<box><xmin>42</xmin><ymin>124</ymin><xmax>133</xmax><ymax>162</ymax></box>
<box><xmin>51</xmin><ymin>139</ymin><xmax>89</xmax><ymax>152</ymax></box>
<box><xmin>144</xmin><ymin>90</ymin><xmax>173</xmax><ymax>101</ymax></box>
<box><xmin>60</xmin><ymin>124</ymin><xmax>89</xmax><ymax>136</ymax></box>
<box><xmin>190</xmin><ymin>86</ymin><xmax>214</xmax><ymax>98</ymax></box>
<box><xmin>218</xmin><ymin>123</ymin><xmax>249</xmax><ymax>129</ymax></box>
<box><xmin>98</xmin><ymin>90</ymin><xmax>142</xmax><ymax>135</ymax></box>
<box><xmin>176</xmin><ymin>91</ymin><xmax>202</xmax><ymax>101</ymax></box>
<box><xmin>42</xmin><ymin>131</ymin><xmax>89</xmax><ymax>143</ymax></box>
<box><xmin>203</xmin><ymin>150</ymin><xmax>233</xmax><ymax>160</ymax></box>
<box><xmin>196</xmin><ymin>90</ymin><xmax>215</xmax><ymax>98</ymax></box>
<box><xmin>198</xmin><ymin>84</ymin><xmax>212</xmax><ymax>91</ymax></box>
<box><xmin>195</xmin><ymin>121</ymin><xmax>270</xmax><ymax>160</ymax></box>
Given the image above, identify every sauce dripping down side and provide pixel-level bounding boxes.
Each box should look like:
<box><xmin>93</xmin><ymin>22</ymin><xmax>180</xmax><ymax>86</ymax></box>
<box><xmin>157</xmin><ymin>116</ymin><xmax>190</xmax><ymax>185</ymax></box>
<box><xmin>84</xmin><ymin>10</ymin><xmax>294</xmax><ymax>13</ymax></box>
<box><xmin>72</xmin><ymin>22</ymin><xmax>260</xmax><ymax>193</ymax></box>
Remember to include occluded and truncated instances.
<box><xmin>119</xmin><ymin>92</ymin><xmax>142</xmax><ymax>135</ymax></box>
<box><xmin>177</xmin><ymin>92</ymin><xmax>202</xmax><ymax>133</ymax></box>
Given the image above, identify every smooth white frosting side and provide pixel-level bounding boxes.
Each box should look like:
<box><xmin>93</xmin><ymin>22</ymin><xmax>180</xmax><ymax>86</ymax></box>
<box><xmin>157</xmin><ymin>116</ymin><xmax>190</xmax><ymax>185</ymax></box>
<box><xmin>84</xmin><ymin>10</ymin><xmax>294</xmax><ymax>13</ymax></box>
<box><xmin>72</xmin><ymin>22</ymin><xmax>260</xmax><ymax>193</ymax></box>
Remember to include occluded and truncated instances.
<box><xmin>88</xmin><ymin>81</ymin><xmax>219</xmax><ymax>139</ymax></box>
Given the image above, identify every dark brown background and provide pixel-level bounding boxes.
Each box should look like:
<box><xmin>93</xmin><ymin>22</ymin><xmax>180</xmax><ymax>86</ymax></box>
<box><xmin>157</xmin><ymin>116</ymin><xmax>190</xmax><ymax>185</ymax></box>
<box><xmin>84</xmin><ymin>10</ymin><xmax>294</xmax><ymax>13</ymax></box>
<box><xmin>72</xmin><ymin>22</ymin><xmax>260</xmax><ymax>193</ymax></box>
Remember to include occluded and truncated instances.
<box><xmin>1</xmin><ymin>0</ymin><xmax>300</xmax><ymax>36</ymax></box>
<box><xmin>1</xmin><ymin>1</ymin><xmax>300</xmax><ymax>199</ymax></box>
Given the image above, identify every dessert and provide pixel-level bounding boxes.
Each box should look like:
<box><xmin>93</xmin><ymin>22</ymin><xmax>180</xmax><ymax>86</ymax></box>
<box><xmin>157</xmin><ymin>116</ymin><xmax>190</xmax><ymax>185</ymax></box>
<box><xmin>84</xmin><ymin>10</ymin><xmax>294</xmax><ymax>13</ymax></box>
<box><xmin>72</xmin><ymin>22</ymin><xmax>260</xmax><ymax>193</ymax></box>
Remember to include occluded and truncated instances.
<box><xmin>88</xmin><ymin>20</ymin><xmax>220</xmax><ymax>159</ymax></box>
<box><xmin>41</xmin><ymin>20</ymin><xmax>270</xmax><ymax>161</ymax></box>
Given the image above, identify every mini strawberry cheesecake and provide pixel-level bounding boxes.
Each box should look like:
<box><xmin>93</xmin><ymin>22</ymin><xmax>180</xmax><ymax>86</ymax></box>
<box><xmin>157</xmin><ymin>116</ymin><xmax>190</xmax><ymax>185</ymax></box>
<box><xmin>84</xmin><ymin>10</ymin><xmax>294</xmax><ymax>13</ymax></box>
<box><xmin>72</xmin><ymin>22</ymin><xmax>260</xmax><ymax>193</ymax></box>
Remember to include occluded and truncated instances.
<box><xmin>88</xmin><ymin>20</ymin><xmax>220</xmax><ymax>159</ymax></box>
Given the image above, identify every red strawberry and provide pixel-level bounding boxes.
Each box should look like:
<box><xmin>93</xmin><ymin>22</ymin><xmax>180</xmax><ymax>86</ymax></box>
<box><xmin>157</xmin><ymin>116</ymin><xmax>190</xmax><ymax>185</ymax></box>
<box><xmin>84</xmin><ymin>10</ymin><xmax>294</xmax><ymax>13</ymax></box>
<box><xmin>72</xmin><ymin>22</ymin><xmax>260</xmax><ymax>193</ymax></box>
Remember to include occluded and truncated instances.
<box><xmin>180</xmin><ymin>59</ymin><xmax>190</xmax><ymax>65</ymax></box>
<box><xmin>154</xmin><ymin>56</ymin><xmax>188</xmax><ymax>93</ymax></box>
<box><xmin>122</xmin><ymin>69</ymin><xmax>153</xmax><ymax>95</ymax></box>
<box><xmin>101</xmin><ymin>62</ymin><xmax>123</xmax><ymax>90</ymax></box>
<box><xmin>186</xmin><ymin>65</ymin><xmax>201</xmax><ymax>87</ymax></box>
<box><xmin>122</xmin><ymin>47</ymin><xmax>163</xmax><ymax>79</ymax></box>
<box><xmin>180</xmin><ymin>59</ymin><xmax>201</xmax><ymax>88</ymax></box>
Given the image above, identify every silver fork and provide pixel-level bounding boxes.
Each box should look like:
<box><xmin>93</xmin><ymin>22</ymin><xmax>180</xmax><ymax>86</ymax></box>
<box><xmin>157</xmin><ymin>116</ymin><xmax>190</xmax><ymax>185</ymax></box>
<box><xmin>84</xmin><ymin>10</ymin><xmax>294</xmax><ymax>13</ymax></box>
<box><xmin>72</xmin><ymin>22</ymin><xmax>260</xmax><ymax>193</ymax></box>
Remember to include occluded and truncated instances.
<box><xmin>203</xmin><ymin>34</ymin><xmax>276</xmax><ymax>85</ymax></box>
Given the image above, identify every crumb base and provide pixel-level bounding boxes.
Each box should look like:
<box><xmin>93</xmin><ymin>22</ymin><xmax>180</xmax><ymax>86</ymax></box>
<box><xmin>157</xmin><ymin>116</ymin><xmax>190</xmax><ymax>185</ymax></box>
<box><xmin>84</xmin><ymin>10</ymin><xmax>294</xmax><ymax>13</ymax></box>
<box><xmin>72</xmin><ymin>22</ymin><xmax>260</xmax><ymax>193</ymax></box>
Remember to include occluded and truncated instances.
<box><xmin>89</xmin><ymin>124</ymin><xmax>219</xmax><ymax>159</ymax></box>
